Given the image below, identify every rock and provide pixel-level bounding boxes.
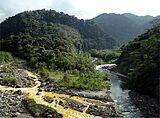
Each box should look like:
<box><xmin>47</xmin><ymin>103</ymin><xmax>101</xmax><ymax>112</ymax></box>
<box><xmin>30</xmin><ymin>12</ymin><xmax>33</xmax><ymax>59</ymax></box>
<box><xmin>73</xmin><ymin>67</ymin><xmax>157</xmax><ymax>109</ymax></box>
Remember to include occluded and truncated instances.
<box><xmin>43</xmin><ymin>96</ymin><xmax>54</xmax><ymax>103</ymax></box>
<box><xmin>0</xmin><ymin>91</ymin><xmax>33</xmax><ymax>117</ymax></box>
<box><xmin>35</xmin><ymin>112</ymin><xmax>40</xmax><ymax>117</ymax></box>
<box><xmin>4</xmin><ymin>112</ymin><xmax>9</xmax><ymax>116</ymax></box>
<box><xmin>16</xmin><ymin>112</ymin><xmax>21</xmax><ymax>116</ymax></box>
<box><xmin>60</xmin><ymin>98</ymin><xmax>86</xmax><ymax>112</ymax></box>
<box><xmin>41</xmin><ymin>82</ymin><xmax>46</xmax><ymax>86</ymax></box>
<box><xmin>38</xmin><ymin>88</ymin><xmax>42</xmax><ymax>92</ymax></box>
<box><xmin>11</xmin><ymin>113</ymin><xmax>17</xmax><ymax>117</ymax></box>
<box><xmin>16</xmin><ymin>85</ymin><xmax>21</xmax><ymax>88</ymax></box>
<box><xmin>36</xmin><ymin>92</ymin><xmax>41</xmax><ymax>95</ymax></box>
<box><xmin>59</xmin><ymin>101</ymin><xmax>63</xmax><ymax>106</ymax></box>
<box><xmin>14</xmin><ymin>90</ymin><xmax>22</xmax><ymax>95</ymax></box>
<box><xmin>86</xmin><ymin>104</ymin><xmax>119</xmax><ymax>117</ymax></box>
<box><xmin>48</xmin><ymin>114</ymin><xmax>53</xmax><ymax>118</ymax></box>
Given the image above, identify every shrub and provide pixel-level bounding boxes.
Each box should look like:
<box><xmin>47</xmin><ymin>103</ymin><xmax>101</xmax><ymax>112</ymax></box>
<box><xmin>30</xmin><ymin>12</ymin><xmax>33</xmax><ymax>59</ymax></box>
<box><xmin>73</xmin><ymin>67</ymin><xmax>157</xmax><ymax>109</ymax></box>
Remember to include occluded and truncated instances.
<box><xmin>0</xmin><ymin>51</ymin><xmax>14</xmax><ymax>64</ymax></box>
<box><xmin>90</xmin><ymin>48</ymin><xmax>121</xmax><ymax>63</ymax></box>
<box><xmin>42</xmin><ymin>69</ymin><xmax>108</xmax><ymax>91</ymax></box>
<box><xmin>0</xmin><ymin>76</ymin><xmax>17</xmax><ymax>86</ymax></box>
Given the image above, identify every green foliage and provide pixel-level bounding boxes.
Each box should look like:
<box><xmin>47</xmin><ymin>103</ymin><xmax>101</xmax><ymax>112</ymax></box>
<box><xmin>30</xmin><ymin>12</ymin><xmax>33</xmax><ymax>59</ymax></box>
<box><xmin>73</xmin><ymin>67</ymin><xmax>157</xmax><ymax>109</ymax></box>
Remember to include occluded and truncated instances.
<box><xmin>0</xmin><ymin>9</ymin><xmax>117</xmax><ymax>51</ymax></box>
<box><xmin>0</xmin><ymin>51</ymin><xmax>14</xmax><ymax>64</ymax></box>
<box><xmin>75</xmin><ymin>53</ymin><xmax>95</xmax><ymax>73</ymax></box>
<box><xmin>90</xmin><ymin>48</ymin><xmax>121</xmax><ymax>63</ymax></box>
<box><xmin>117</xmin><ymin>24</ymin><xmax>160</xmax><ymax>98</ymax></box>
<box><xmin>93</xmin><ymin>13</ymin><xmax>157</xmax><ymax>45</ymax></box>
<box><xmin>0</xmin><ymin>76</ymin><xmax>17</xmax><ymax>86</ymax></box>
<box><xmin>151</xmin><ymin>17</ymin><xmax>160</xmax><ymax>27</ymax></box>
<box><xmin>0</xmin><ymin>10</ymin><xmax>109</xmax><ymax>91</ymax></box>
<box><xmin>42</xmin><ymin>68</ymin><xmax>108</xmax><ymax>91</ymax></box>
<box><xmin>95</xmin><ymin>59</ymin><xmax>106</xmax><ymax>65</ymax></box>
<box><xmin>23</xmin><ymin>98</ymin><xmax>62</xmax><ymax>118</ymax></box>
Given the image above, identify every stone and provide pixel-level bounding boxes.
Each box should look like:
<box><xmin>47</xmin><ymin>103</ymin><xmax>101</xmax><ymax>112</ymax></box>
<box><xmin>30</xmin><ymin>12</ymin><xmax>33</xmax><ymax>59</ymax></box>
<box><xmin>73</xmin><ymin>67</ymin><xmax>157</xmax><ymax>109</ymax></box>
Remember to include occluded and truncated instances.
<box><xmin>15</xmin><ymin>90</ymin><xmax>22</xmax><ymax>95</ymax></box>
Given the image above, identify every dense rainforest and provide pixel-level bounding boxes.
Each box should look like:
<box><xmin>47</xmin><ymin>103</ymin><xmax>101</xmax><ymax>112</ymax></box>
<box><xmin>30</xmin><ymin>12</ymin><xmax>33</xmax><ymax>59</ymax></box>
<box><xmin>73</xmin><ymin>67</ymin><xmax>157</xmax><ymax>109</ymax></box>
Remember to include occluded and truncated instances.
<box><xmin>92</xmin><ymin>13</ymin><xmax>159</xmax><ymax>45</ymax></box>
<box><xmin>89</xmin><ymin>48</ymin><xmax>121</xmax><ymax>64</ymax></box>
<box><xmin>0</xmin><ymin>9</ymin><xmax>112</xmax><ymax>91</ymax></box>
<box><xmin>117</xmin><ymin>21</ymin><xmax>160</xmax><ymax>98</ymax></box>
<box><xmin>0</xmin><ymin>9</ymin><xmax>159</xmax><ymax>97</ymax></box>
<box><xmin>0</xmin><ymin>9</ymin><xmax>117</xmax><ymax>51</ymax></box>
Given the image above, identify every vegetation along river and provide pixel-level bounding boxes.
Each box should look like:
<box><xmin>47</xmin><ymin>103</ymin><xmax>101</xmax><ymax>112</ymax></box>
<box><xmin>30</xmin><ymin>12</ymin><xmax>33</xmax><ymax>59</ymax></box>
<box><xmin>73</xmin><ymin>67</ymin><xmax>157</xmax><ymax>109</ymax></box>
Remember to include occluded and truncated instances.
<box><xmin>0</xmin><ymin>63</ymin><xmax>120</xmax><ymax>118</ymax></box>
<box><xmin>97</xmin><ymin>64</ymin><xmax>160</xmax><ymax>118</ymax></box>
<box><xmin>0</xmin><ymin>63</ymin><xmax>159</xmax><ymax>118</ymax></box>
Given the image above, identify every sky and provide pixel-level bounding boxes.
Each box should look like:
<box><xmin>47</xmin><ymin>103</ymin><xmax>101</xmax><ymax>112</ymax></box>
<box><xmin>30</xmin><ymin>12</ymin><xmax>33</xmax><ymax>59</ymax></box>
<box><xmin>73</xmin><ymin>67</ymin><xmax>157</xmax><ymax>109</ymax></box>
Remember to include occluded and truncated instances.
<box><xmin>0</xmin><ymin>0</ymin><xmax>160</xmax><ymax>22</ymax></box>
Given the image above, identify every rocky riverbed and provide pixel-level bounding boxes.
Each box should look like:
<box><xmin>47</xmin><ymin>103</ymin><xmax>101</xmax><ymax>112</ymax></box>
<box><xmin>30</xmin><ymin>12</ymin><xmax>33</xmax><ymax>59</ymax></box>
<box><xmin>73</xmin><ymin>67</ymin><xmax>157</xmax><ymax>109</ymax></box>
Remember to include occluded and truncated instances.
<box><xmin>0</xmin><ymin>62</ymin><xmax>122</xmax><ymax>118</ymax></box>
<box><xmin>0</xmin><ymin>90</ymin><xmax>33</xmax><ymax>118</ymax></box>
<box><xmin>129</xmin><ymin>91</ymin><xmax>160</xmax><ymax>118</ymax></box>
<box><xmin>0</xmin><ymin>63</ymin><xmax>35</xmax><ymax>88</ymax></box>
<box><xmin>100</xmin><ymin>64</ymin><xmax>160</xmax><ymax>118</ymax></box>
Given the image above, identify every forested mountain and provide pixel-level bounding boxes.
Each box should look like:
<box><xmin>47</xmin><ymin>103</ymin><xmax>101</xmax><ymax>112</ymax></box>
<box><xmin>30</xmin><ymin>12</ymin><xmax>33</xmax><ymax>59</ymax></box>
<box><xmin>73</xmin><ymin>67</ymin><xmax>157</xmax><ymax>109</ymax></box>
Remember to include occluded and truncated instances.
<box><xmin>123</xmin><ymin>13</ymin><xmax>154</xmax><ymax>27</ymax></box>
<box><xmin>0</xmin><ymin>9</ymin><xmax>110</xmax><ymax>90</ymax></box>
<box><xmin>116</xmin><ymin>21</ymin><xmax>160</xmax><ymax>98</ymax></box>
<box><xmin>0</xmin><ymin>9</ymin><xmax>117</xmax><ymax>51</ymax></box>
<box><xmin>92</xmin><ymin>13</ymin><xmax>158</xmax><ymax>44</ymax></box>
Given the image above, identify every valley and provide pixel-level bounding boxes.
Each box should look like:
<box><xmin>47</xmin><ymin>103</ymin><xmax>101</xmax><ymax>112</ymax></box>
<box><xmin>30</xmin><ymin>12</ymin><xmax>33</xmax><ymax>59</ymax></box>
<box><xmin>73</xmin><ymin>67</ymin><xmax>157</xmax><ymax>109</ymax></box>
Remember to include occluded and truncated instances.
<box><xmin>0</xmin><ymin>9</ymin><xmax>159</xmax><ymax>118</ymax></box>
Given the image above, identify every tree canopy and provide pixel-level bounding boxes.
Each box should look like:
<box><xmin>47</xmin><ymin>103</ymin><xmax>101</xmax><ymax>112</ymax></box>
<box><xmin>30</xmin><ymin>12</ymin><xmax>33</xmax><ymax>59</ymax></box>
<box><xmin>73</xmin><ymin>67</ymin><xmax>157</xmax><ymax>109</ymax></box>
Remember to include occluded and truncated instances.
<box><xmin>117</xmin><ymin>23</ymin><xmax>160</xmax><ymax>98</ymax></box>
<box><xmin>0</xmin><ymin>9</ymin><xmax>117</xmax><ymax>51</ymax></box>
<box><xmin>0</xmin><ymin>9</ymin><xmax>110</xmax><ymax>90</ymax></box>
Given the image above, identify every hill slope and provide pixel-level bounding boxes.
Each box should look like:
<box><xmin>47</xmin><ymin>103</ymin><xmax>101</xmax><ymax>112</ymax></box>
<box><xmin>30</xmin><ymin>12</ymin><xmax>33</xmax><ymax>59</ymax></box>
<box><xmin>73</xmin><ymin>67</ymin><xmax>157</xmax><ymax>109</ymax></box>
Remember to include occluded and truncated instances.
<box><xmin>92</xmin><ymin>13</ymin><xmax>157</xmax><ymax>44</ymax></box>
<box><xmin>0</xmin><ymin>9</ymin><xmax>110</xmax><ymax>91</ymax></box>
<box><xmin>0</xmin><ymin>9</ymin><xmax>117</xmax><ymax>50</ymax></box>
<box><xmin>117</xmin><ymin>23</ymin><xmax>160</xmax><ymax>98</ymax></box>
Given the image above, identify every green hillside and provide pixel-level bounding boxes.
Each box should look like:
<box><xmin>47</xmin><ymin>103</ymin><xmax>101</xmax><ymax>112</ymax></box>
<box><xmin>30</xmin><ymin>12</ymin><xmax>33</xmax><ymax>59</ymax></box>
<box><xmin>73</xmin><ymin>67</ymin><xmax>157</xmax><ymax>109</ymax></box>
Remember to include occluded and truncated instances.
<box><xmin>117</xmin><ymin>22</ymin><xmax>160</xmax><ymax>98</ymax></box>
<box><xmin>0</xmin><ymin>9</ymin><xmax>117</xmax><ymax>51</ymax></box>
<box><xmin>92</xmin><ymin>13</ymin><xmax>158</xmax><ymax>45</ymax></box>
<box><xmin>0</xmin><ymin>9</ymin><xmax>110</xmax><ymax>91</ymax></box>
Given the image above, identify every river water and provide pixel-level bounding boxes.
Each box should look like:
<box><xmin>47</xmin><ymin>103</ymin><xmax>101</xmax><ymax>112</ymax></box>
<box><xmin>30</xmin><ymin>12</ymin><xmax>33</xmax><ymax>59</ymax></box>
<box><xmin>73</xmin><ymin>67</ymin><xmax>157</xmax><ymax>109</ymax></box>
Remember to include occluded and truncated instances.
<box><xmin>0</xmin><ymin>63</ymin><xmax>159</xmax><ymax>118</ymax></box>
<box><xmin>97</xmin><ymin>64</ymin><xmax>160</xmax><ymax>118</ymax></box>
<box><xmin>97</xmin><ymin>65</ymin><xmax>143</xmax><ymax>118</ymax></box>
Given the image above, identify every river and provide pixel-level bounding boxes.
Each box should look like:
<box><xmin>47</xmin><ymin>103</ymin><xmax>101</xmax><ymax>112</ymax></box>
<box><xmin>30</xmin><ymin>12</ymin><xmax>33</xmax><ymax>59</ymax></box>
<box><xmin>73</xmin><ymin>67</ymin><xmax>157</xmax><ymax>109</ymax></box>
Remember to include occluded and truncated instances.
<box><xmin>97</xmin><ymin>64</ymin><xmax>160</xmax><ymax>118</ymax></box>
<box><xmin>0</xmin><ymin>63</ymin><xmax>159</xmax><ymax>118</ymax></box>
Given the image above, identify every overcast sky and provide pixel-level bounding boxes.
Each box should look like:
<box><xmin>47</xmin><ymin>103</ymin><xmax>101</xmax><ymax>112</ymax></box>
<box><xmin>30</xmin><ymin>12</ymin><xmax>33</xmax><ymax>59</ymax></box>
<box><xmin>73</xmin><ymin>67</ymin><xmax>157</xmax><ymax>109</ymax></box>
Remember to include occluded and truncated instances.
<box><xmin>0</xmin><ymin>0</ymin><xmax>160</xmax><ymax>22</ymax></box>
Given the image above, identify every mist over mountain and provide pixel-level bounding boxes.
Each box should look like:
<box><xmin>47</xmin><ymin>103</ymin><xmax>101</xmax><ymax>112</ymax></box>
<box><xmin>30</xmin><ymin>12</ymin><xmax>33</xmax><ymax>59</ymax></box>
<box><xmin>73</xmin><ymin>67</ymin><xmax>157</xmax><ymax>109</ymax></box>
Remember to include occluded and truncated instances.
<box><xmin>92</xmin><ymin>13</ymin><xmax>158</xmax><ymax>45</ymax></box>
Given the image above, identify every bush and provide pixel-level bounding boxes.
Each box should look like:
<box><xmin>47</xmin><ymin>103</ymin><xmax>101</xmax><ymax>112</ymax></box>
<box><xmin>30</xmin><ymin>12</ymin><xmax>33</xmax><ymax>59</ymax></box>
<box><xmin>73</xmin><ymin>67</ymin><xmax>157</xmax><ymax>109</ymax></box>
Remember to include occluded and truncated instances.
<box><xmin>0</xmin><ymin>76</ymin><xmax>17</xmax><ymax>86</ymax></box>
<box><xmin>42</xmin><ymin>69</ymin><xmax>108</xmax><ymax>91</ymax></box>
<box><xmin>90</xmin><ymin>48</ymin><xmax>121</xmax><ymax>63</ymax></box>
<box><xmin>117</xmin><ymin>25</ymin><xmax>160</xmax><ymax>98</ymax></box>
<box><xmin>0</xmin><ymin>51</ymin><xmax>14</xmax><ymax>64</ymax></box>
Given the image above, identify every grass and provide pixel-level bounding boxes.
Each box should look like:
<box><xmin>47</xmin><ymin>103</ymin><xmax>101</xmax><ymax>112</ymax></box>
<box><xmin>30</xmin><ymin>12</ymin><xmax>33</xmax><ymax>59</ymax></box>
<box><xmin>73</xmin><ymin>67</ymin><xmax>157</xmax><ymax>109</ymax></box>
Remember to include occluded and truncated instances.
<box><xmin>42</xmin><ymin>68</ymin><xmax>108</xmax><ymax>91</ymax></box>
<box><xmin>0</xmin><ymin>76</ymin><xmax>17</xmax><ymax>86</ymax></box>
<box><xmin>0</xmin><ymin>51</ymin><xmax>14</xmax><ymax>64</ymax></box>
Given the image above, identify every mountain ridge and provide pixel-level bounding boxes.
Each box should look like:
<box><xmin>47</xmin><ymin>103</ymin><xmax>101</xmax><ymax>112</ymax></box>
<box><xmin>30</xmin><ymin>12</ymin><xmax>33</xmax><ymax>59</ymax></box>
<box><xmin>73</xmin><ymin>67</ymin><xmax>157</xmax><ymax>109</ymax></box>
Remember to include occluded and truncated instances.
<box><xmin>92</xmin><ymin>13</ymin><xmax>159</xmax><ymax>45</ymax></box>
<box><xmin>0</xmin><ymin>9</ymin><xmax>118</xmax><ymax>50</ymax></box>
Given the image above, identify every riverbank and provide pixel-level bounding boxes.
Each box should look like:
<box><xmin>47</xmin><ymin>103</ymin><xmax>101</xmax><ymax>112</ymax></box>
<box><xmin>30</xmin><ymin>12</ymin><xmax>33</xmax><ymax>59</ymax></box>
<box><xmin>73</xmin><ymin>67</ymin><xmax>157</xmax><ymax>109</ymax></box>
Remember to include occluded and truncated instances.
<box><xmin>129</xmin><ymin>91</ymin><xmax>160</xmax><ymax>118</ymax></box>
<box><xmin>98</xmin><ymin>64</ymin><xmax>160</xmax><ymax>118</ymax></box>
<box><xmin>0</xmin><ymin>62</ymin><xmax>122</xmax><ymax>118</ymax></box>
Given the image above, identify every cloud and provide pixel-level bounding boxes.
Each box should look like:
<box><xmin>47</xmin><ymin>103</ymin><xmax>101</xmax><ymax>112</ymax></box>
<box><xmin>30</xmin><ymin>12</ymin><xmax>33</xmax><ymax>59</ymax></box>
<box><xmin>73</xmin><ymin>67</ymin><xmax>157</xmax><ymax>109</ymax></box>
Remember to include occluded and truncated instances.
<box><xmin>50</xmin><ymin>0</ymin><xmax>73</xmax><ymax>13</ymax></box>
<box><xmin>0</xmin><ymin>0</ymin><xmax>54</xmax><ymax>22</ymax></box>
<box><xmin>0</xmin><ymin>0</ymin><xmax>160</xmax><ymax>22</ymax></box>
<box><xmin>69</xmin><ymin>0</ymin><xmax>160</xmax><ymax>19</ymax></box>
